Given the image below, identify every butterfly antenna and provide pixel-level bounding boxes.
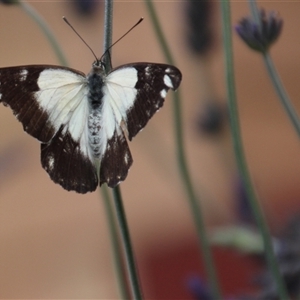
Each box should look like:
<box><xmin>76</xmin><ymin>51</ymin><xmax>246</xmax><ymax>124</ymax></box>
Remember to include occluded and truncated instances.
<box><xmin>100</xmin><ymin>17</ymin><xmax>144</xmax><ymax>61</ymax></box>
<box><xmin>63</xmin><ymin>16</ymin><xmax>98</xmax><ymax>62</ymax></box>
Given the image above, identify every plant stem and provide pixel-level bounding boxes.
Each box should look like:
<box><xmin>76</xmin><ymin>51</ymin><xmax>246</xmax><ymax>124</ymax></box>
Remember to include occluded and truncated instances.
<box><xmin>263</xmin><ymin>52</ymin><xmax>300</xmax><ymax>137</ymax></box>
<box><xmin>112</xmin><ymin>187</ymin><xmax>143</xmax><ymax>300</ymax></box>
<box><xmin>249</xmin><ymin>0</ymin><xmax>300</xmax><ymax>137</ymax></box>
<box><xmin>143</xmin><ymin>1</ymin><xmax>221</xmax><ymax>298</ymax></box>
<box><xmin>103</xmin><ymin>0</ymin><xmax>113</xmax><ymax>69</ymax></box>
<box><xmin>101</xmin><ymin>187</ymin><xmax>130</xmax><ymax>299</ymax></box>
<box><xmin>18</xmin><ymin>1</ymin><xmax>68</xmax><ymax>66</ymax></box>
<box><xmin>101</xmin><ymin>2</ymin><xmax>130</xmax><ymax>298</ymax></box>
<box><xmin>102</xmin><ymin>2</ymin><xmax>142</xmax><ymax>299</ymax></box>
<box><xmin>221</xmin><ymin>1</ymin><xmax>288</xmax><ymax>299</ymax></box>
<box><xmin>248</xmin><ymin>0</ymin><xmax>261</xmax><ymax>25</ymax></box>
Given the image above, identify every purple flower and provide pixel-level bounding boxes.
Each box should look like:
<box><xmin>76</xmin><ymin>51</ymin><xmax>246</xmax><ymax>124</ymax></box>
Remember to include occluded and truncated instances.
<box><xmin>235</xmin><ymin>9</ymin><xmax>283</xmax><ymax>53</ymax></box>
<box><xmin>186</xmin><ymin>276</ymin><xmax>212</xmax><ymax>300</ymax></box>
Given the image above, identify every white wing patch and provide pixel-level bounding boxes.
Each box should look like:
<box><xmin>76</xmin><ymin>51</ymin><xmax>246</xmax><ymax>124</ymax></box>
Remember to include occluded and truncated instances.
<box><xmin>35</xmin><ymin>69</ymin><xmax>91</xmax><ymax>157</ymax></box>
<box><xmin>160</xmin><ymin>89</ymin><xmax>167</xmax><ymax>98</ymax></box>
<box><xmin>98</xmin><ymin>95</ymin><xmax>117</xmax><ymax>156</ymax></box>
<box><xmin>104</xmin><ymin>67</ymin><xmax>138</xmax><ymax>122</ymax></box>
<box><xmin>98</xmin><ymin>67</ymin><xmax>138</xmax><ymax>156</ymax></box>
<box><xmin>48</xmin><ymin>156</ymin><xmax>55</xmax><ymax>171</ymax></box>
<box><xmin>163</xmin><ymin>74</ymin><xmax>173</xmax><ymax>89</ymax></box>
<box><xmin>20</xmin><ymin>69</ymin><xmax>28</xmax><ymax>81</ymax></box>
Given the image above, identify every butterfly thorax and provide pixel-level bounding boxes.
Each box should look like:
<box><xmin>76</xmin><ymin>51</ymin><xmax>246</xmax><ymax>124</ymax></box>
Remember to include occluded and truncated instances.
<box><xmin>87</xmin><ymin>62</ymin><xmax>106</xmax><ymax>110</ymax></box>
<box><xmin>87</xmin><ymin>63</ymin><xmax>106</xmax><ymax>158</ymax></box>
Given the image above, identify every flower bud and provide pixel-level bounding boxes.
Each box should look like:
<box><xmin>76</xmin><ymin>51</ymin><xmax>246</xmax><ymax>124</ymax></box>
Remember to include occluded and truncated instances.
<box><xmin>235</xmin><ymin>9</ymin><xmax>283</xmax><ymax>53</ymax></box>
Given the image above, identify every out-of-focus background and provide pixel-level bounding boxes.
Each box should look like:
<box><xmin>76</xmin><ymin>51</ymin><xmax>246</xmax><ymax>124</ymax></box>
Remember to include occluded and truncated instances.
<box><xmin>1</xmin><ymin>1</ymin><xmax>300</xmax><ymax>299</ymax></box>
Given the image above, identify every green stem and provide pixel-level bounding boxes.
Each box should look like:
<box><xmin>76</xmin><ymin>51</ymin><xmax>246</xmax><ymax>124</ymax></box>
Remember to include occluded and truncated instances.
<box><xmin>143</xmin><ymin>1</ymin><xmax>221</xmax><ymax>298</ymax></box>
<box><xmin>101</xmin><ymin>2</ymin><xmax>130</xmax><ymax>298</ymax></box>
<box><xmin>112</xmin><ymin>187</ymin><xmax>143</xmax><ymax>300</ymax></box>
<box><xmin>102</xmin><ymin>1</ymin><xmax>142</xmax><ymax>299</ymax></box>
<box><xmin>18</xmin><ymin>1</ymin><xmax>68</xmax><ymax>66</ymax></box>
<box><xmin>101</xmin><ymin>187</ymin><xmax>130</xmax><ymax>299</ymax></box>
<box><xmin>248</xmin><ymin>0</ymin><xmax>300</xmax><ymax>137</ymax></box>
<box><xmin>248</xmin><ymin>0</ymin><xmax>261</xmax><ymax>25</ymax></box>
<box><xmin>103</xmin><ymin>0</ymin><xmax>113</xmax><ymax>69</ymax></box>
<box><xmin>221</xmin><ymin>1</ymin><xmax>288</xmax><ymax>299</ymax></box>
<box><xmin>263</xmin><ymin>52</ymin><xmax>300</xmax><ymax>137</ymax></box>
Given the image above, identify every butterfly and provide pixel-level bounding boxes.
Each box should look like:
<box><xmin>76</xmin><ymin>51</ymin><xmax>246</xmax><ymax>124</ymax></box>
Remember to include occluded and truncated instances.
<box><xmin>0</xmin><ymin>58</ymin><xmax>182</xmax><ymax>193</ymax></box>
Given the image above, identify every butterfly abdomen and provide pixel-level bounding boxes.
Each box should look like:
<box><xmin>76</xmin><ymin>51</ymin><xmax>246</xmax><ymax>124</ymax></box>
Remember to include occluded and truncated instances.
<box><xmin>88</xmin><ymin>110</ymin><xmax>102</xmax><ymax>158</ymax></box>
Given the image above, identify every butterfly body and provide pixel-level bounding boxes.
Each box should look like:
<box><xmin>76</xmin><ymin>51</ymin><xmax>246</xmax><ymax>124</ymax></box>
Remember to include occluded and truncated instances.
<box><xmin>0</xmin><ymin>60</ymin><xmax>182</xmax><ymax>193</ymax></box>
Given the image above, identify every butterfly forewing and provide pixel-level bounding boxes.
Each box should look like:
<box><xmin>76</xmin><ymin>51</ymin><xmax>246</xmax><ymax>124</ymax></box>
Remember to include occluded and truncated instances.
<box><xmin>0</xmin><ymin>66</ymin><xmax>55</xmax><ymax>142</ymax></box>
<box><xmin>0</xmin><ymin>66</ymin><xmax>87</xmax><ymax>142</ymax></box>
<box><xmin>106</xmin><ymin>63</ymin><xmax>182</xmax><ymax>140</ymax></box>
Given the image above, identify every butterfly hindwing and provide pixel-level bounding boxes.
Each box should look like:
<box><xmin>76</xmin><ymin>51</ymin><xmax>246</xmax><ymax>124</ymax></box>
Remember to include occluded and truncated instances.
<box><xmin>41</xmin><ymin>125</ymin><xmax>98</xmax><ymax>193</ymax></box>
<box><xmin>99</xmin><ymin>126</ymin><xmax>133</xmax><ymax>187</ymax></box>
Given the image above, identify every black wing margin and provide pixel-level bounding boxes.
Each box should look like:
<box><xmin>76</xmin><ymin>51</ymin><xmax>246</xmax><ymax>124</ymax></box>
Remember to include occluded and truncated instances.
<box><xmin>117</xmin><ymin>63</ymin><xmax>182</xmax><ymax>140</ymax></box>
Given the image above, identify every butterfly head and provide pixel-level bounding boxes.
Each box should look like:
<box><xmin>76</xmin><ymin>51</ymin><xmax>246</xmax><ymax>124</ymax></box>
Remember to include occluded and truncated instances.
<box><xmin>91</xmin><ymin>59</ymin><xmax>107</xmax><ymax>76</ymax></box>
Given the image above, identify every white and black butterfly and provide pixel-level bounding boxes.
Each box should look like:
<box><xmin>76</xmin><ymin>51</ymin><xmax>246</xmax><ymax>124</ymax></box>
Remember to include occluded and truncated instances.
<box><xmin>0</xmin><ymin>58</ymin><xmax>182</xmax><ymax>193</ymax></box>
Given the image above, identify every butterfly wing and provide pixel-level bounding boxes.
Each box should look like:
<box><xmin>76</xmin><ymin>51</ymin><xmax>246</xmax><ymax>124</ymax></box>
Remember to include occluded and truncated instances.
<box><xmin>41</xmin><ymin>124</ymin><xmax>98</xmax><ymax>193</ymax></box>
<box><xmin>97</xmin><ymin>63</ymin><xmax>182</xmax><ymax>187</ymax></box>
<box><xmin>104</xmin><ymin>63</ymin><xmax>182</xmax><ymax>140</ymax></box>
<box><xmin>98</xmin><ymin>124</ymin><xmax>133</xmax><ymax>188</ymax></box>
<box><xmin>0</xmin><ymin>65</ymin><xmax>98</xmax><ymax>193</ymax></box>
